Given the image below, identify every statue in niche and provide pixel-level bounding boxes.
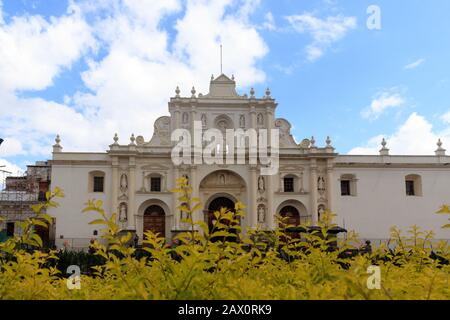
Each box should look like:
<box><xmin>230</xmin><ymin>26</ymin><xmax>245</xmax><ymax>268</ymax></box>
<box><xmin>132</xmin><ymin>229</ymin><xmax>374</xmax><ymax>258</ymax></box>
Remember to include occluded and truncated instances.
<box><xmin>318</xmin><ymin>205</ymin><xmax>326</xmax><ymax>222</ymax></box>
<box><xmin>239</xmin><ymin>115</ymin><xmax>245</xmax><ymax>128</ymax></box>
<box><xmin>258</xmin><ymin>176</ymin><xmax>265</xmax><ymax>192</ymax></box>
<box><xmin>258</xmin><ymin>205</ymin><xmax>266</xmax><ymax>223</ymax></box>
<box><xmin>318</xmin><ymin>176</ymin><xmax>326</xmax><ymax>194</ymax></box>
<box><xmin>257</xmin><ymin>113</ymin><xmax>264</xmax><ymax>126</ymax></box>
<box><xmin>119</xmin><ymin>203</ymin><xmax>128</xmax><ymax>222</ymax></box>
<box><xmin>182</xmin><ymin>112</ymin><xmax>189</xmax><ymax>124</ymax></box>
<box><xmin>201</xmin><ymin>114</ymin><xmax>207</xmax><ymax>127</ymax></box>
<box><xmin>218</xmin><ymin>174</ymin><xmax>225</xmax><ymax>185</ymax></box>
<box><xmin>120</xmin><ymin>173</ymin><xmax>128</xmax><ymax>194</ymax></box>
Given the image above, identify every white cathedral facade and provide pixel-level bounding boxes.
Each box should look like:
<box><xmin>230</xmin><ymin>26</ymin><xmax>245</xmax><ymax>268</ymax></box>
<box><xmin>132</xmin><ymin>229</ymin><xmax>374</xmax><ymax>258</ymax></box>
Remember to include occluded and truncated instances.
<box><xmin>48</xmin><ymin>74</ymin><xmax>450</xmax><ymax>249</ymax></box>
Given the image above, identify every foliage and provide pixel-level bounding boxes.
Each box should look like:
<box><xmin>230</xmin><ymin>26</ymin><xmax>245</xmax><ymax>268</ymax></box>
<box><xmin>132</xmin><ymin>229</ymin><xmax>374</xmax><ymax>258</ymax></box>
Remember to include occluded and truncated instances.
<box><xmin>0</xmin><ymin>179</ymin><xmax>449</xmax><ymax>300</ymax></box>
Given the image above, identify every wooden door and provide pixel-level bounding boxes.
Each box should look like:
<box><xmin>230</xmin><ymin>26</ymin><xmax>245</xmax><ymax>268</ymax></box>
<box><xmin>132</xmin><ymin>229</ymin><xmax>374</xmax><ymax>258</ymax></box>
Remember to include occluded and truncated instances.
<box><xmin>143</xmin><ymin>205</ymin><xmax>165</xmax><ymax>238</ymax></box>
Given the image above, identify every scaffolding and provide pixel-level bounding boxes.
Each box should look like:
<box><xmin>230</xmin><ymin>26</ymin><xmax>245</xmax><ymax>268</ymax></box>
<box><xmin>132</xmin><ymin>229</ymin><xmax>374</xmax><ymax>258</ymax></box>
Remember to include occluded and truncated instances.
<box><xmin>0</xmin><ymin>172</ymin><xmax>42</xmax><ymax>220</ymax></box>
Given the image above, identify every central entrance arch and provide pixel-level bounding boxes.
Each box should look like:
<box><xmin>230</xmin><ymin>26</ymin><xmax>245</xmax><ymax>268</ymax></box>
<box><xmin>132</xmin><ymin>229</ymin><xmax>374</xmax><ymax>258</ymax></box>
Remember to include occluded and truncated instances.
<box><xmin>143</xmin><ymin>205</ymin><xmax>165</xmax><ymax>237</ymax></box>
<box><xmin>205</xmin><ymin>194</ymin><xmax>240</xmax><ymax>241</ymax></box>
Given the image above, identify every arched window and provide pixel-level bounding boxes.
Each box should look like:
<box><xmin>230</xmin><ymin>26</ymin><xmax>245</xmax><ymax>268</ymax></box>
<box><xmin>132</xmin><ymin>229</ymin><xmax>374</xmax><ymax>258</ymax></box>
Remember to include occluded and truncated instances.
<box><xmin>405</xmin><ymin>174</ymin><xmax>422</xmax><ymax>196</ymax></box>
<box><xmin>89</xmin><ymin>171</ymin><xmax>105</xmax><ymax>193</ymax></box>
<box><xmin>340</xmin><ymin>174</ymin><xmax>357</xmax><ymax>196</ymax></box>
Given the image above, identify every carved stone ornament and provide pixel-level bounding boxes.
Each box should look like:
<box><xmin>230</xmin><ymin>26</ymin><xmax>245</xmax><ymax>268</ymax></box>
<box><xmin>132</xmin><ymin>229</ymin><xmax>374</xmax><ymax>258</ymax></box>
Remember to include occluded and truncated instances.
<box><xmin>120</xmin><ymin>173</ymin><xmax>128</xmax><ymax>194</ymax></box>
<box><xmin>119</xmin><ymin>203</ymin><xmax>128</xmax><ymax>222</ymax></box>
<box><xmin>149</xmin><ymin>116</ymin><xmax>171</xmax><ymax>146</ymax></box>
<box><xmin>258</xmin><ymin>205</ymin><xmax>266</xmax><ymax>223</ymax></box>
<box><xmin>258</xmin><ymin>176</ymin><xmax>265</xmax><ymax>193</ymax></box>
<box><xmin>318</xmin><ymin>176</ymin><xmax>326</xmax><ymax>195</ymax></box>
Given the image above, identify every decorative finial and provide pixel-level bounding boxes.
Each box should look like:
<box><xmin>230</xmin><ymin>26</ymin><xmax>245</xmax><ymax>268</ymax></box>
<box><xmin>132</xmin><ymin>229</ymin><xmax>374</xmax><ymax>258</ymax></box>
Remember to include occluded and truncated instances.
<box><xmin>326</xmin><ymin>136</ymin><xmax>332</xmax><ymax>147</ymax></box>
<box><xmin>113</xmin><ymin>133</ymin><xmax>119</xmax><ymax>145</ymax></box>
<box><xmin>191</xmin><ymin>86</ymin><xmax>196</xmax><ymax>98</ymax></box>
<box><xmin>211</xmin><ymin>74</ymin><xmax>214</xmax><ymax>81</ymax></box>
<box><xmin>265</xmin><ymin>87</ymin><xmax>271</xmax><ymax>99</ymax></box>
<box><xmin>55</xmin><ymin>135</ymin><xmax>61</xmax><ymax>146</ymax></box>
<box><xmin>53</xmin><ymin>134</ymin><xmax>63</xmax><ymax>153</ymax></box>
<box><xmin>250</xmin><ymin>87</ymin><xmax>255</xmax><ymax>98</ymax></box>
<box><xmin>231</xmin><ymin>74</ymin><xmax>235</xmax><ymax>81</ymax></box>
<box><xmin>380</xmin><ymin>138</ymin><xmax>389</xmax><ymax>155</ymax></box>
<box><xmin>175</xmin><ymin>86</ymin><xmax>180</xmax><ymax>97</ymax></box>
<box><xmin>310</xmin><ymin>136</ymin><xmax>316</xmax><ymax>147</ymax></box>
<box><xmin>435</xmin><ymin>138</ymin><xmax>446</xmax><ymax>156</ymax></box>
<box><xmin>130</xmin><ymin>133</ymin><xmax>136</xmax><ymax>145</ymax></box>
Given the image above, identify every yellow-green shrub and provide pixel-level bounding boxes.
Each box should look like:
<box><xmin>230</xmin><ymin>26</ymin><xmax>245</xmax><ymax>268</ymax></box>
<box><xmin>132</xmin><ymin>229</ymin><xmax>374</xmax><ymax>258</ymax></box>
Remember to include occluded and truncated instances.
<box><xmin>0</xmin><ymin>178</ymin><xmax>448</xmax><ymax>300</ymax></box>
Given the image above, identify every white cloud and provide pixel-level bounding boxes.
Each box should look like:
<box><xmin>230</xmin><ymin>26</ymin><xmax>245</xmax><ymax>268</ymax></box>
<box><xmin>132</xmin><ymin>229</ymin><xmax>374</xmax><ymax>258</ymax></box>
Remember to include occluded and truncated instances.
<box><xmin>0</xmin><ymin>137</ymin><xmax>25</xmax><ymax>157</ymax></box>
<box><xmin>0</xmin><ymin>0</ymin><xmax>269</xmax><ymax>161</ymax></box>
<box><xmin>404</xmin><ymin>58</ymin><xmax>425</xmax><ymax>70</ymax></box>
<box><xmin>440</xmin><ymin>111</ymin><xmax>450</xmax><ymax>124</ymax></box>
<box><xmin>0</xmin><ymin>158</ymin><xmax>24</xmax><ymax>178</ymax></box>
<box><xmin>349</xmin><ymin>112</ymin><xmax>447</xmax><ymax>155</ymax></box>
<box><xmin>285</xmin><ymin>13</ymin><xmax>356</xmax><ymax>61</ymax></box>
<box><xmin>0</xmin><ymin>3</ymin><xmax>95</xmax><ymax>91</ymax></box>
<box><xmin>261</xmin><ymin>12</ymin><xmax>276</xmax><ymax>31</ymax></box>
<box><xmin>361</xmin><ymin>89</ymin><xmax>405</xmax><ymax>120</ymax></box>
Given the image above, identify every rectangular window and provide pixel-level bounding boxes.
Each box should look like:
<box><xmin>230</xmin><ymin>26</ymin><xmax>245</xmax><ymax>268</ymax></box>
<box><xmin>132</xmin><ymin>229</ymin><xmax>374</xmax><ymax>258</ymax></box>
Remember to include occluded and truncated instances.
<box><xmin>406</xmin><ymin>180</ymin><xmax>415</xmax><ymax>196</ymax></box>
<box><xmin>284</xmin><ymin>178</ymin><xmax>294</xmax><ymax>192</ymax></box>
<box><xmin>6</xmin><ymin>222</ymin><xmax>14</xmax><ymax>237</ymax></box>
<box><xmin>151</xmin><ymin>177</ymin><xmax>161</xmax><ymax>192</ymax></box>
<box><xmin>93</xmin><ymin>176</ymin><xmax>104</xmax><ymax>193</ymax></box>
<box><xmin>341</xmin><ymin>180</ymin><xmax>351</xmax><ymax>196</ymax></box>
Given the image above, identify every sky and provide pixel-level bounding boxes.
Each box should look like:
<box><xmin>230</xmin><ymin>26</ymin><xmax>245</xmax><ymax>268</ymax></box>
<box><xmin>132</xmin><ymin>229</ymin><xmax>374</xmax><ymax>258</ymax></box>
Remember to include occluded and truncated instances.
<box><xmin>1</xmin><ymin>0</ymin><xmax>450</xmax><ymax>177</ymax></box>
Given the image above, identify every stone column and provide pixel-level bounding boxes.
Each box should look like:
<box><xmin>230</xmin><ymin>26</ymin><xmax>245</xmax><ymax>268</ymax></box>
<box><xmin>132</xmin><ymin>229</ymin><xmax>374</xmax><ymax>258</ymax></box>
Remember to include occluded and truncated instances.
<box><xmin>326</xmin><ymin>159</ymin><xmax>334</xmax><ymax>213</ymax></box>
<box><xmin>173</xmin><ymin>106</ymin><xmax>181</xmax><ymax>130</ymax></box>
<box><xmin>250</xmin><ymin>106</ymin><xmax>256</xmax><ymax>129</ymax></box>
<box><xmin>173</xmin><ymin>166</ymin><xmax>180</xmax><ymax>230</ymax></box>
<box><xmin>250</xmin><ymin>166</ymin><xmax>258</xmax><ymax>228</ymax></box>
<box><xmin>266</xmin><ymin>174</ymin><xmax>275</xmax><ymax>229</ymax></box>
<box><xmin>190</xmin><ymin>165</ymin><xmax>199</xmax><ymax>229</ymax></box>
<box><xmin>265</xmin><ymin>105</ymin><xmax>274</xmax><ymax>144</ymax></box>
<box><xmin>310</xmin><ymin>159</ymin><xmax>318</xmax><ymax>225</ymax></box>
<box><xmin>128</xmin><ymin>157</ymin><xmax>136</xmax><ymax>230</ymax></box>
<box><xmin>141</xmin><ymin>171</ymin><xmax>146</xmax><ymax>192</ymax></box>
<box><xmin>111</xmin><ymin>157</ymin><xmax>119</xmax><ymax>219</ymax></box>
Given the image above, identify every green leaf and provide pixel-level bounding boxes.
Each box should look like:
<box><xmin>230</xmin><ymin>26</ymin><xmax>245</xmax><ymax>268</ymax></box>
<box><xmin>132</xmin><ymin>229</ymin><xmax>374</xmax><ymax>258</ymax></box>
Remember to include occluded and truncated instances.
<box><xmin>89</xmin><ymin>219</ymin><xmax>107</xmax><ymax>225</ymax></box>
<box><xmin>31</xmin><ymin>234</ymin><xmax>43</xmax><ymax>247</ymax></box>
<box><xmin>32</xmin><ymin>219</ymin><xmax>48</xmax><ymax>228</ymax></box>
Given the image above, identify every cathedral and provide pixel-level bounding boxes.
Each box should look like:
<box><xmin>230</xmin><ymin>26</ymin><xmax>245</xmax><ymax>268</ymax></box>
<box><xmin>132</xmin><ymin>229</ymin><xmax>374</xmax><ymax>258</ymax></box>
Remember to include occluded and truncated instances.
<box><xmin>47</xmin><ymin>74</ymin><xmax>450</xmax><ymax>249</ymax></box>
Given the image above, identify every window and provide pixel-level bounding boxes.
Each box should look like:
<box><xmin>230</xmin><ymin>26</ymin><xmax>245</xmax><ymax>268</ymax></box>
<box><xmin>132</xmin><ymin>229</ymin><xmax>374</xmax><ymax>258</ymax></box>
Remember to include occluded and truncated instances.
<box><xmin>405</xmin><ymin>174</ymin><xmax>422</xmax><ymax>196</ymax></box>
<box><xmin>405</xmin><ymin>180</ymin><xmax>415</xmax><ymax>196</ymax></box>
<box><xmin>284</xmin><ymin>177</ymin><xmax>294</xmax><ymax>192</ymax></box>
<box><xmin>150</xmin><ymin>177</ymin><xmax>161</xmax><ymax>192</ymax></box>
<box><xmin>93</xmin><ymin>176</ymin><xmax>104</xmax><ymax>192</ymax></box>
<box><xmin>6</xmin><ymin>222</ymin><xmax>14</xmax><ymax>237</ymax></box>
<box><xmin>89</xmin><ymin>171</ymin><xmax>105</xmax><ymax>193</ymax></box>
<box><xmin>341</xmin><ymin>180</ymin><xmax>351</xmax><ymax>196</ymax></box>
<box><xmin>340</xmin><ymin>174</ymin><xmax>357</xmax><ymax>196</ymax></box>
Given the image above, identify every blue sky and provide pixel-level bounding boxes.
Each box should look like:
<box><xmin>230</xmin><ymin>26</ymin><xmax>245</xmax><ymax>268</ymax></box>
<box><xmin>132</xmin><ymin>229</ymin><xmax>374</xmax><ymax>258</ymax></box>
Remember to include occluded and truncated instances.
<box><xmin>1</xmin><ymin>0</ymin><xmax>450</xmax><ymax>176</ymax></box>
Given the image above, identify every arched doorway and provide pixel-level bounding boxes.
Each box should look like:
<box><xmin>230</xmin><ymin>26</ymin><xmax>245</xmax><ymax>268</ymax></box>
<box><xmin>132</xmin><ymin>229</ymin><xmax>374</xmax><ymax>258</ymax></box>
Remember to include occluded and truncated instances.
<box><xmin>279</xmin><ymin>206</ymin><xmax>300</xmax><ymax>226</ymax></box>
<box><xmin>206</xmin><ymin>196</ymin><xmax>240</xmax><ymax>241</ymax></box>
<box><xmin>278</xmin><ymin>201</ymin><xmax>309</xmax><ymax>239</ymax></box>
<box><xmin>143</xmin><ymin>205</ymin><xmax>165</xmax><ymax>238</ymax></box>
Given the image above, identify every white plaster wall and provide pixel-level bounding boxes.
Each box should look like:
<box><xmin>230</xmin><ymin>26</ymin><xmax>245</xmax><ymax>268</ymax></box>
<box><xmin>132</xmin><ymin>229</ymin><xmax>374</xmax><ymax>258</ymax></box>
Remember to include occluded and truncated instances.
<box><xmin>48</xmin><ymin>164</ymin><xmax>112</xmax><ymax>246</ymax></box>
<box><xmin>333</xmin><ymin>167</ymin><xmax>450</xmax><ymax>240</ymax></box>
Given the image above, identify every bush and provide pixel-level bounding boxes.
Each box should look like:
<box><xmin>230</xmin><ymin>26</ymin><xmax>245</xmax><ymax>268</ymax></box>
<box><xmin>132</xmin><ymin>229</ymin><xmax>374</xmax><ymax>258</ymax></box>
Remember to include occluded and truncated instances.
<box><xmin>0</xmin><ymin>179</ymin><xmax>449</xmax><ymax>300</ymax></box>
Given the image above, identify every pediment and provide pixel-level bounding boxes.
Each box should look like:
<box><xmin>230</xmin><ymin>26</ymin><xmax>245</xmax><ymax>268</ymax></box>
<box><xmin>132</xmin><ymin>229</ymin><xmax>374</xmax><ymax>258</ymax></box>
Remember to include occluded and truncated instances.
<box><xmin>204</xmin><ymin>73</ymin><xmax>241</xmax><ymax>99</ymax></box>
